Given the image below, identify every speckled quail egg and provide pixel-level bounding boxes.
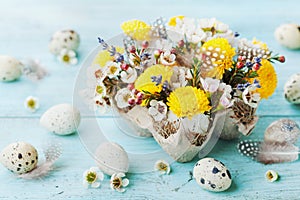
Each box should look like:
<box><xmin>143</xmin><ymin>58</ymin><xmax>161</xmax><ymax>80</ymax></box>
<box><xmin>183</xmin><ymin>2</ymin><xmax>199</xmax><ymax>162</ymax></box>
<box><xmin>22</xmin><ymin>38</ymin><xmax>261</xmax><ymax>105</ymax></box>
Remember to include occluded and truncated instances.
<box><xmin>0</xmin><ymin>55</ymin><xmax>23</xmax><ymax>82</ymax></box>
<box><xmin>193</xmin><ymin>158</ymin><xmax>232</xmax><ymax>192</ymax></box>
<box><xmin>95</xmin><ymin>142</ymin><xmax>129</xmax><ymax>176</ymax></box>
<box><xmin>265</xmin><ymin>118</ymin><xmax>300</xmax><ymax>144</ymax></box>
<box><xmin>284</xmin><ymin>73</ymin><xmax>300</xmax><ymax>104</ymax></box>
<box><xmin>274</xmin><ymin>24</ymin><xmax>300</xmax><ymax>49</ymax></box>
<box><xmin>0</xmin><ymin>142</ymin><xmax>38</xmax><ymax>174</ymax></box>
<box><xmin>40</xmin><ymin>103</ymin><xmax>81</xmax><ymax>135</ymax></box>
<box><xmin>49</xmin><ymin>29</ymin><xmax>80</xmax><ymax>55</ymax></box>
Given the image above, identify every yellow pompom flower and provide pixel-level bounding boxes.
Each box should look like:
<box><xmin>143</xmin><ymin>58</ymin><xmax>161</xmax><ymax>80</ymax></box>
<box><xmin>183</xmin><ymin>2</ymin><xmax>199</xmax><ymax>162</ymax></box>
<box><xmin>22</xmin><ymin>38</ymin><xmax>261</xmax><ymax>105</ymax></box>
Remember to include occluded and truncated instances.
<box><xmin>167</xmin><ymin>86</ymin><xmax>211</xmax><ymax>119</ymax></box>
<box><xmin>121</xmin><ymin>20</ymin><xmax>151</xmax><ymax>41</ymax></box>
<box><xmin>92</xmin><ymin>47</ymin><xmax>124</xmax><ymax>67</ymax></box>
<box><xmin>201</xmin><ymin>38</ymin><xmax>235</xmax><ymax>79</ymax></box>
<box><xmin>252</xmin><ymin>38</ymin><xmax>268</xmax><ymax>50</ymax></box>
<box><xmin>168</xmin><ymin>15</ymin><xmax>185</xmax><ymax>26</ymax></box>
<box><xmin>135</xmin><ymin>65</ymin><xmax>173</xmax><ymax>94</ymax></box>
<box><xmin>249</xmin><ymin>59</ymin><xmax>277</xmax><ymax>99</ymax></box>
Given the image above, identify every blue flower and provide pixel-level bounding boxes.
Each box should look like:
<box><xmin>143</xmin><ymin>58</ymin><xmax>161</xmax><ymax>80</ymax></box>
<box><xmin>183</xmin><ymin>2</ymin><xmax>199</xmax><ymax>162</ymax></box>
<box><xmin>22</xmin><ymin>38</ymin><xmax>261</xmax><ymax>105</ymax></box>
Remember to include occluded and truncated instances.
<box><xmin>98</xmin><ymin>37</ymin><xmax>109</xmax><ymax>50</ymax></box>
<box><xmin>151</xmin><ymin>75</ymin><xmax>162</xmax><ymax>86</ymax></box>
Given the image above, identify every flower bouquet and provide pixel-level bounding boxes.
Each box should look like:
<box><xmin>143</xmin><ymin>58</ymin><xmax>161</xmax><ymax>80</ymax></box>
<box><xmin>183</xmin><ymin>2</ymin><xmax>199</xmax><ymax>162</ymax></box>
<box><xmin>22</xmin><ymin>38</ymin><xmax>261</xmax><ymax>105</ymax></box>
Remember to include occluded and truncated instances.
<box><xmin>84</xmin><ymin>16</ymin><xmax>284</xmax><ymax>163</ymax></box>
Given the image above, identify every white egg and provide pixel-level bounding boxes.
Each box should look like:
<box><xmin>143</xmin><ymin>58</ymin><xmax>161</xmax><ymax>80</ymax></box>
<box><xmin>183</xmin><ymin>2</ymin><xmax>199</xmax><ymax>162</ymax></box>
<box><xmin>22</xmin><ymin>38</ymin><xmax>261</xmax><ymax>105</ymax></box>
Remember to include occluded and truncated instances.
<box><xmin>0</xmin><ymin>142</ymin><xmax>38</xmax><ymax>174</ymax></box>
<box><xmin>284</xmin><ymin>73</ymin><xmax>300</xmax><ymax>104</ymax></box>
<box><xmin>40</xmin><ymin>104</ymin><xmax>81</xmax><ymax>135</ymax></box>
<box><xmin>265</xmin><ymin>119</ymin><xmax>300</xmax><ymax>144</ymax></box>
<box><xmin>49</xmin><ymin>29</ymin><xmax>80</xmax><ymax>55</ymax></box>
<box><xmin>95</xmin><ymin>142</ymin><xmax>129</xmax><ymax>176</ymax></box>
<box><xmin>0</xmin><ymin>55</ymin><xmax>22</xmax><ymax>82</ymax></box>
<box><xmin>274</xmin><ymin>24</ymin><xmax>300</xmax><ymax>49</ymax></box>
<box><xmin>193</xmin><ymin>158</ymin><xmax>232</xmax><ymax>192</ymax></box>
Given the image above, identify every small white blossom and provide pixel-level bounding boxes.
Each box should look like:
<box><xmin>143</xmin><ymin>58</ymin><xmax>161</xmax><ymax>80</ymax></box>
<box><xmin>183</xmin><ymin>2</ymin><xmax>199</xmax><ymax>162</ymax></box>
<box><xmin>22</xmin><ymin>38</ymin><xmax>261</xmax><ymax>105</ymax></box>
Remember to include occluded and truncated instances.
<box><xmin>105</xmin><ymin>61</ymin><xmax>121</xmax><ymax>78</ymax></box>
<box><xmin>120</xmin><ymin>67</ymin><xmax>137</xmax><ymax>83</ymax></box>
<box><xmin>24</xmin><ymin>96</ymin><xmax>40</xmax><ymax>112</ymax></box>
<box><xmin>160</xmin><ymin>50</ymin><xmax>176</xmax><ymax>66</ymax></box>
<box><xmin>115</xmin><ymin>88</ymin><xmax>134</xmax><ymax>109</ymax></box>
<box><xmin>95</xmin><ymin>82</ymin><xmax>106</xmax><ymax>97</ymax></box>
<box><xmin>200</xmin><ymin>77</ymin><xmax>220</xmax><ymax>93</ymax></box>
<box><xmin>110</xmin><ymin>173</ymin><xmax>129</xmax><ymax>193</ymax></box>
<box><xmin>154</xmin><ymin>160</ymin><xmax>171</xmax><ymax>175</ymax></box>
<box><xmin>148</xmin><ymin>100</ymin><xmax>167</xmax><ymax>121</ymax></box>
<box><xmin>242</xmin><ymin>85</ymin><xmax>261</xmax><ymax>108</ymax></box>
<box><xmin>83</xmin><ymin>167</ymin><xmax>104</xmax><ymax>188</ymax></box>
<box><xmin>218</xmin><ymin>83</ymin><xmax>233</xmax><ymax>108</ymax></box>
<box><xmin>58</xmin><ymin>49</ymin><xmax>78</xmax><ymax>65</ymax></box>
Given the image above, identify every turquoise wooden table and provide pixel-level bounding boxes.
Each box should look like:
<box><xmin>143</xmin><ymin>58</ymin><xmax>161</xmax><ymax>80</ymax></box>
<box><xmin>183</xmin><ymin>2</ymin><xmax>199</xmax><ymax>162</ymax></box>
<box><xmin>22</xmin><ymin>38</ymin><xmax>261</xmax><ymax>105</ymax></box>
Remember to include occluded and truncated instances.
<box><xmin>1</xmin><ymin>0</ymin><xmax>300</xmax><ymax>199</ymax></box>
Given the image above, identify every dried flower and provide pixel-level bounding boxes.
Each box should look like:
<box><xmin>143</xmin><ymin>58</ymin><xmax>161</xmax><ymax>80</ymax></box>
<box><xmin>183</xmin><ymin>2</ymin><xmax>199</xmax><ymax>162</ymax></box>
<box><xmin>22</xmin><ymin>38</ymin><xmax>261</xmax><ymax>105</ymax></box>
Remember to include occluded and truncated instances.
<box><xmin>265</xmin><ymin>170</ymin><xmax>278</xmax><ymax>182</ymax></box>
<box><xmin>105</xmin><ymin>61</ymin><xmax>121</xmax><ymax>78</ymax></box>
<box><xmin>121</xmin><ymin>19</ymin><xmax>151</xmax><ymax>41</ymax></box>
<box><xmin>148</xmin><ymin>100</ymin><xmax>167</xmax><ymax>121</ymax></box>
<box><xmin>167</xmin><ymin>86</ymin><xmax>211</xmax><ymax>119</ymax></box>
<box><xmin>120</xmin><ymin>67</ymin><xmax>137</xmax><ymax>83</ymax></box>
<box><xmin>248</xmin><ymin>60</ymin><xmax>277</xmax><ymax>99</ymax></box>
<box><xmin>134</xmin><ymin>64</ymin><xmax>173</xmax><ymax>94</ymax></box>
<box><xmin>24</xmin><ymin>96</ymin><xmax>40</xmax><ymax>112</ymax></box>
<box><xmin>200</xmin><ymin>77</ymin><xmax>220</xmax><ymax>93</ymax></box>
<box><xmin>92</xmin><ymin>47</ymin><xmax>124</xmax><ymax>67</ymax></box>
<box><xmin>160</xmin><ymin>50</ymin><xmax>176</xmax><ymax>66</ymax></box>
<box><xmin>242</xmin><ymin>85</ymin><xmax>261</xmax><ymax>108</ymax></box>
<box><xmin>115</xmin><ymin>88</ymin><xmax>134</xmax><ymax>109</ymax></box>
<box><xmin>58</xmin><ymin>49</ymin><xmax>78</xmax><ymax>65</ymax></box>
<box><xmin>154</xmin><ymin>160</ymin><xmax>171</xmax><ymax>175</ymax></box>
<box><xmin>110</xmin><ymin>173</ymin><xmax>129</xmax><ymax>193</ymax></box>
<box><xmin>83</xmin><ymin>167</ymin><xmax>104</xmax><ymax>188</ymax></box>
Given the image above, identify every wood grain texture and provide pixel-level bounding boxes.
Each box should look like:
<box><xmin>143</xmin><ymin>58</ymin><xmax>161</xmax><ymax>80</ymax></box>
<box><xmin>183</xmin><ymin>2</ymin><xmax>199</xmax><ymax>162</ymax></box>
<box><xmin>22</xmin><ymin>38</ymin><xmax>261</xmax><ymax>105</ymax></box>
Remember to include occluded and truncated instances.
<box><xmin>0</xmin><ymin>0</ymin><xmax>300</xmax><ymax>199</ymax></box>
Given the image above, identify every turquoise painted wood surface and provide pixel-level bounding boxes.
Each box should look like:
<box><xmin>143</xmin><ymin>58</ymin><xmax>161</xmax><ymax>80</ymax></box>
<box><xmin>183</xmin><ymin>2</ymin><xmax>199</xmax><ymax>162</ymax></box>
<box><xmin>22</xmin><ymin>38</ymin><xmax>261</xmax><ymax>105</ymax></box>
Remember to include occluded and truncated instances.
<box><xmin>0</xmin><ymin>0</ymin><xmax>300</xmax><ymax>199</ymax></box>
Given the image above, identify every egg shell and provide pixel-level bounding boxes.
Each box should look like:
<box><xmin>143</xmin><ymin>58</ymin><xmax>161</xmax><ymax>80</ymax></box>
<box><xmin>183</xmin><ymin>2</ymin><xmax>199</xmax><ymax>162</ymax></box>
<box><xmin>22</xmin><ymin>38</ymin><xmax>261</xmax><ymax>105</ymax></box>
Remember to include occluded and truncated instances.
<box><xmin>95</xmin><ymin>142</ymin><xmax>129</xmax><ymax>176</ymax></box>
<box><xmin>0</xmin><ymin>142</ymin><xmax>38</xmax><ymax>174</ymax></box>
<box><xmin>0</xmin><ymin>55</ymin><xmax>22</xmax><ymax>82</ymax></box>
<box><xmin>49</xmin><ymin>29</ymin><xmax>80</xmax><ymax>55</ymax></box>
<box><xmin>193</xmin><ymin>158</ymin><xmax>232</xmax><ymax>192</ymax></box>
<box><xmin>284</xmin><ymin>73</ymin><xmax>300</xmax><ymax>104</ymax></box>
<box><xmin>40</xmin><ymin>103</ymin><xmax>81</xmax><ymax>135</ymax></box>
<box><xmin>264</xmin><ymin>118</ymin><xmax>300</xmax><ymax>144</ymax></box>
<box><xmin>274</xmin><ymin>24</ymin><xmax>300</xmax><ymax>49</ymax></box>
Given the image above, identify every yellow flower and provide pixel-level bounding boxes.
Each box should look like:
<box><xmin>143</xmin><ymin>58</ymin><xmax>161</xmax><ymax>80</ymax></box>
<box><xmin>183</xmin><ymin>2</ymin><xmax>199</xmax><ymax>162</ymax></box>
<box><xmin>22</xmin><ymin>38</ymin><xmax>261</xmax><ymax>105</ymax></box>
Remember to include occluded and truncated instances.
<box><xmin>201</xmin><ymin>38</ymin><xmax>235</xmax><ymax>79</ymax></box>
<box><xmin>249</xmin><ymin>59</ymin><xmax>277</xmax><ymax>99</ymax></box>
<box><xmin>121</xmin><ymin>20</ymin><xmax>151</xmax><ymax>41</ymax></box>
<box><xmin>252</xmin><ymin>38</ymin><xmax>268</xmax><ymax>50</ymax></box>
<box><xmin>92</xmin><ymin>47</ymin><xmax>124</xmax><ymax>67</ymax></box>
<box><xmin>167</xmin><ymin>86</ymin><xmax>211</xmax><ymax>119</ymax></box>
<box><xmin>135</xmin><ymin>65</ymin><xmax>173</xmax><ymax>94</ymax></box>
<box><xmin>168</xmin><ymin>15</ymin><xmax>185</xmax><ymax>26</ymax></box>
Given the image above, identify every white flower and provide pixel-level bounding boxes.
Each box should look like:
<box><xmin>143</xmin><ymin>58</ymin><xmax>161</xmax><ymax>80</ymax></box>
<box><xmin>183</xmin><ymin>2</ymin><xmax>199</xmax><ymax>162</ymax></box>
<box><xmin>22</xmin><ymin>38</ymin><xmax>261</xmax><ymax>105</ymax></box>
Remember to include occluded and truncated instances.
<box><xmin>198</xmin><ymin>18</ymin><xmax>217</xmax><ymax>30</ymax></box>
<box><xmin>171</xmin><ymin>67</ymin><xmax>189</xmax><ymax>89</ymax></box>
<box><xmin>110</xmin><ymin>173</ymin><xmax>129</xmax><ymax>193</ymax></box>
<box><xmin>120</xmin><ymin>67</ymin><xmax>137</xmax><ymax>83</ymax></box>
<box><xmin>94</xmin><ymin>95</ymin><xmax>108</xmax><ymax>114</ymax></box>
<box><xmin>154</xmin><ymin>160</ymin><xmax>171</xmax><ymax>175</ymax></box>
<box><xmin>95</xmin><ymin>82</ymin><xmax>106</xmax><ymax>97</ymax></box>
<box><xmin>182</xmin><ymin>114</ymin><xmax>210</xmax><ymax>134</ymax></box>
<box><xmin>200</xmin><ymin>77</ymin><xmax>220</xmax><ymax>93</ymax></box>
<box><xmin>148</xmin><ymin>100</ymin><xmax>167</xmax><ymax>121</ymax></box>
<box><xmin>160</xmin><ymin>50</ymin><xmax>176</xmax><ymax>66</ymax></box>
<box><xmin>83</xmin><ymin>167</ymin><xmax>104</xmax><ymax>188</ymax></box>
<box><xmin>115</xmin><ymin>88</ymin><xmax>134</xmax><ymax>109</ymax></box>
<box><xmin>218</xmin><ymin>83</ymin><xmax>233</xmax><ymax>108</ymax></box>
<box><xmin>105</xmin><ymin>61</ymin><xmax>121</xmax><ymax>78</ymax></box>
<box><xmin>242</xmin><ymin>85</ymin><xmax>261</xmax><ymax>108</ymax></box>
<box><xmin>58</xmin><ymin>49</ymin><xmax>78</xmax><ymax>65</ymax></box>
<box><xmin>24</xmin><ymin>96</ymin><xmax>40</xmax><ymax>112</ymax></box>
